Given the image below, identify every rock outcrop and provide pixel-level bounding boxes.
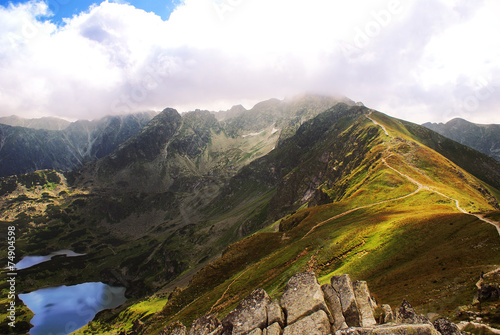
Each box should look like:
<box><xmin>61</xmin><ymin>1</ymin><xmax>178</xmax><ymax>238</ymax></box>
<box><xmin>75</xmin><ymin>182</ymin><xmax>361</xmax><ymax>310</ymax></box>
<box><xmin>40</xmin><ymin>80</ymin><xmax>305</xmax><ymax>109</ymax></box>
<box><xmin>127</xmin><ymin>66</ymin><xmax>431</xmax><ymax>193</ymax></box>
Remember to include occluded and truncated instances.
<box><xmin>160</xmin><ymin>272</ymin><xmax>466</xmax><ymax>335</ymax></box>
<box><xmin>352</xmin><ymin>280</ymin><xmax>377</xmax><ymax>327</ymax></box>
<box><xmin>330</xmin><ymin>274</ymin><xmax>362</xmax><ymax>327</ymax></box>
<box><xmin>280</xmin><ymin>272</ymin><xmax>333</xmax><ymax>325</ymax></box>
<box><xmin>221</xmin><ymin>288</ymin><xmax>271</xmax><ymax>335</ymax></box>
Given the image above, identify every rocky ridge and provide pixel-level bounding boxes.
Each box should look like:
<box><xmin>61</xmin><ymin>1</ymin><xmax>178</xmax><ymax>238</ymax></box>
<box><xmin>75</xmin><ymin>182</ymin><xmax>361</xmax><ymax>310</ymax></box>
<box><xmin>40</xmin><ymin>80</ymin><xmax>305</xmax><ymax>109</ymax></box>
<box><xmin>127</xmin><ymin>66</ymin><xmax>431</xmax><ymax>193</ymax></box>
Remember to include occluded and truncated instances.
<box><xmin>146</xmin><ymin>272</ymin><xmax>469</xmax><ymax>335</ymax></box>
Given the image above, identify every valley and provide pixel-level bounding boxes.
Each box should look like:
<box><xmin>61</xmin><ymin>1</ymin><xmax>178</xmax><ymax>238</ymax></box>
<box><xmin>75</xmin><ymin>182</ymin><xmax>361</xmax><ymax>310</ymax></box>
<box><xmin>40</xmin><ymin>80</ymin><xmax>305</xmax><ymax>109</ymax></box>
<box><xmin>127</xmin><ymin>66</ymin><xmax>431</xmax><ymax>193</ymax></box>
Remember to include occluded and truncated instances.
<box><xmin>0</xmin><ymin>97</ymin><xmax>500</xmax><ymax>334</ymax></box>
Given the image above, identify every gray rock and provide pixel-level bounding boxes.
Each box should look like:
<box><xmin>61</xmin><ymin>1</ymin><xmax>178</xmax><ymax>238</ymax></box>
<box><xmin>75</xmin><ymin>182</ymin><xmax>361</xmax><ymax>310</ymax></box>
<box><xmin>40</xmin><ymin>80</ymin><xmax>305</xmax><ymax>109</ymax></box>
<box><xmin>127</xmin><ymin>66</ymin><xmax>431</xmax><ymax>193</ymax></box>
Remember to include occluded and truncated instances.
<box><xmin>331</xmin><ymin>274</ymin><xmax>362</xmax><ymax>327</ymax></box>
<box><xmin>353</xmin><ymin>281</ymin><xmax>377</xmax><ymax>327</ymax></box>
<box><xmin>280</xmin><ymin>272</ymin><xmax>332</xmax><ymax>325</ymax></box>
<box><xmin>433</xmin><ymin>317</ymin><xmax>462</xmax><ymax>335</ymax></box>
<box><xmin>335</xmin><ymin>323</ymin><xmax>441</xmax><ymax>334</ymax></box>
<box><xmin>382</xmin><ymin>304</ymin><xmax>393</xmax><ymax>324</ymax></box>
<box><xmin>322</xmin><ymin>283</ymin><xmax>348</xmax><ymax>331</ymax></box>
<box><xmin>264</xmin><ymin>322</ymin><xmax>282</xmax><ymax>335</ymax></box>
<box><xmin>159</xmin><ymin>321</ymin><xmax>188</xmax><ymax>335</ymax></box>
<box><xmin>221</xmin><ymin>288</ymin><xmax>271</xmax><ymax>335</ymax></box>
<box><xmin>248</xmin><ymin>329</ymin><xmax>263</xmax><ymax>335</ymax></box>
<box><xmin>395</xmin><ymin>299</ymin><xmax>430</xmax><ymax>325</ymax></box>
<box><xmin>282</xmin><ymin>310</ymin><xmax>331</xmax><ymax>335</ymax></box>
<box><xmin>189</xmin><ymin>314</ymin><xmax>221</xmax><ymax>335</ymax></box>
<box><xmin>266</xmin><ymin>300</ymin><xmax>285</xmax><ymax>328</ymax></box>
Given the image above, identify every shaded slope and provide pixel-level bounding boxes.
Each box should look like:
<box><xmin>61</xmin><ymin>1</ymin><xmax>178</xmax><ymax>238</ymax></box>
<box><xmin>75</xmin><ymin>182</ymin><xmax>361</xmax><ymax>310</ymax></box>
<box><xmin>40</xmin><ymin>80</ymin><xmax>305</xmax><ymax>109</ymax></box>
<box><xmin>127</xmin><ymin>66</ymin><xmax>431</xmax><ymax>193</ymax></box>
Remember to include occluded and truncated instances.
<box><xmin>0</xmin><ymin>112</ymin><xmax>156</xmax><ymax>177</ymax></box>
<box><xmin>423</xmin><ymin>118</ymin><xmax>500</xmax><ymax>162</ymax></box>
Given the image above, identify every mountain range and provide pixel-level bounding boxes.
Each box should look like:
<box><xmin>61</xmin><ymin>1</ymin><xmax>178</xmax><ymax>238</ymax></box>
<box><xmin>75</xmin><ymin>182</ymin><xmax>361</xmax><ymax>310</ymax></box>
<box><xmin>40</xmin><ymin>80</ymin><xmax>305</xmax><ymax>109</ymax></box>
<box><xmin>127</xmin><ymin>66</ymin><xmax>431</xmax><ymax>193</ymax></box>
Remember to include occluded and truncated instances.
<box><xmin>0</xmin><ymin>112</ymin><xmax>156</xmax><ymax>177</ymax></box>
<box><xmin>0</xmin><ymin>95</ymin><xmax>499</xmax><ymax>334</ymax></box>
<box><xmin>423</xmin><ymin>118</ymin><xmax>500</xmax><ymax>162</ymax></box>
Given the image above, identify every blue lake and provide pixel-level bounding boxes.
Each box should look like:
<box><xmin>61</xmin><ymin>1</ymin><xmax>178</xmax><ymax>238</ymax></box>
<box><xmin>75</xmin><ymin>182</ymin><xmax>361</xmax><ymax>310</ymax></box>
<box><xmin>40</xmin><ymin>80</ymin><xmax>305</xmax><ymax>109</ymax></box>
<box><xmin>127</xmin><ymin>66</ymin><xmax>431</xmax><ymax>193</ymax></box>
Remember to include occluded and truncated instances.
<box><xmin>18</xmin><ymin>282</ymin><xmax>127</xmax><ymax>335</ymax></box>
<box><xmin>15</xmin><ymin>250</ymin><xmax>85</xmax><ymax>270</ymax></box>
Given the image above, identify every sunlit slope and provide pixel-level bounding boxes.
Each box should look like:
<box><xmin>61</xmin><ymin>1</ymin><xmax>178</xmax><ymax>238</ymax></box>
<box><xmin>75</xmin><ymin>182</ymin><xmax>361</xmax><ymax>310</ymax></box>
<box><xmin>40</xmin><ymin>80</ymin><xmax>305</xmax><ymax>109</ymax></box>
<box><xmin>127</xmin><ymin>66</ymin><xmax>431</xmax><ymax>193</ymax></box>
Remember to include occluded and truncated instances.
<box><xmin>99</xmin><ymin>107</ymin><xmax>500</xmax><ymax>334</ymax></box>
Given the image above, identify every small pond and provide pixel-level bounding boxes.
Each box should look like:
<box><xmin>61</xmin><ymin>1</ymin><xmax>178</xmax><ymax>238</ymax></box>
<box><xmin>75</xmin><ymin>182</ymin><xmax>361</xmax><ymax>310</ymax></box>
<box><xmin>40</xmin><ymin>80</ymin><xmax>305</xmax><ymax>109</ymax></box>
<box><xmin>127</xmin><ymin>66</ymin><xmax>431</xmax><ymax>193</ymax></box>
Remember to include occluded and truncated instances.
<box><xmin>15</xmin><ymin>250</ymin><xmax>85</xmax><ymax>270</ymax></box>
<box><xmin>19</xmin><ymin>282</ymin><xmax>126</xmax><ymax>335</ymax></box>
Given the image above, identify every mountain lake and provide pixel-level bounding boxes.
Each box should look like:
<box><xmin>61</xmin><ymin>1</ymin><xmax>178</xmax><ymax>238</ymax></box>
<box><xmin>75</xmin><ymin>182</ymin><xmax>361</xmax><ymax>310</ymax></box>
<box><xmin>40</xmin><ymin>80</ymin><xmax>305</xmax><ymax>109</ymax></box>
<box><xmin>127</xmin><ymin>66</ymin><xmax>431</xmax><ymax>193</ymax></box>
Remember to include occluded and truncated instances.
<box><xmin>15</xmin><ymin>251</ymin><xmax>127</xmax><ymax>335</ymax></box>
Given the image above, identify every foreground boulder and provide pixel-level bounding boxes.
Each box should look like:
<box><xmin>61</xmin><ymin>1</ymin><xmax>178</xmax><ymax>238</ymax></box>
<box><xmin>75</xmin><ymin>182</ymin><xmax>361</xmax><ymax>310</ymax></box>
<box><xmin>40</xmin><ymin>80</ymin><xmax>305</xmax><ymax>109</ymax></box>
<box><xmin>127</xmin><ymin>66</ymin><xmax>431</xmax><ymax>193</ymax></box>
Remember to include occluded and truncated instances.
<box><xmin>432</xmin><ymin>317</ymin><xmax>462</xmax><ymax>335</ymax></box>
<box><xmin>188</xmin><ymin>314</ymin><xmax>221</xmax><ymax>335</ymax></box>
<box><xmin>352</xmin><ymin>281</ymin><xmax>377</xmax><ymax>327</ymax></box>
<box><xmin>331</xmin><ymin>274</ymin><xmax>362</xmax><ymax>327</ymax></box>
<box><xmin>381</xmin><ymin>304</ymin><xmax>393</xmax><ymax>324</ymax></box>
<box><xmin>266</xmin><ymin>300</ymin><xmax>285</xmax><ymax>328</ymax></box>
<box><xmin>221</xmin><ymin>288</ymin><xmax>271</xmax><ymax>335</ymax></box>
<box><xmin>282</xmin><ymin>310</ymin><xmax>331</xmax><ymax>335</ymax></box>
<box><xmin>280</xmin><ymin>272</ymin><xmax>332</xmax><ymax>325</ymax></box>
<box><xmin>322</xmin><ymin>283</ymin><xmax>348</xmax><ymax>331</ymax></box>
<box><xmin>335</xmin><ymin>324</ymin><xmax>440</xmax><ymax>335</ymax></box>
<box><xmin>265</xmin><ymin>322</ymin><xmax>282</xmax><ymax>335</ymax></box>
<box><xmin>396</xmin><ymin>299</ymin><xmax>431</xmax><ymax>325</ymax></box>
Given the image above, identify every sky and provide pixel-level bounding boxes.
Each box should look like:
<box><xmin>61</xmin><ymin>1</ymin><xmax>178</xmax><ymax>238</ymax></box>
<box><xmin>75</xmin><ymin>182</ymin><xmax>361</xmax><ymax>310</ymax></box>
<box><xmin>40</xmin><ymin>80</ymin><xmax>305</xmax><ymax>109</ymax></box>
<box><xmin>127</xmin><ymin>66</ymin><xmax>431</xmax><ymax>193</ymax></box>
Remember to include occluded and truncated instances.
<box><xmin>0</xmin><ymin>0</ymin><xmax>499</xmax><ymax>124</ymax></box>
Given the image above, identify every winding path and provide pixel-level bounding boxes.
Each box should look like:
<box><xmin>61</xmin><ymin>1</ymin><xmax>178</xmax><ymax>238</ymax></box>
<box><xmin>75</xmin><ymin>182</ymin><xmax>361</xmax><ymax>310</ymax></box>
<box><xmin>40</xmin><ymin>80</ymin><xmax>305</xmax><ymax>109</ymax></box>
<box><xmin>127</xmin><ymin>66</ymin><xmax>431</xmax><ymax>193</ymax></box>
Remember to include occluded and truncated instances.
<box><xmin>304</xmin><ymin>112</ymin><xmax>500</xmax><ymax>238</ymax></box>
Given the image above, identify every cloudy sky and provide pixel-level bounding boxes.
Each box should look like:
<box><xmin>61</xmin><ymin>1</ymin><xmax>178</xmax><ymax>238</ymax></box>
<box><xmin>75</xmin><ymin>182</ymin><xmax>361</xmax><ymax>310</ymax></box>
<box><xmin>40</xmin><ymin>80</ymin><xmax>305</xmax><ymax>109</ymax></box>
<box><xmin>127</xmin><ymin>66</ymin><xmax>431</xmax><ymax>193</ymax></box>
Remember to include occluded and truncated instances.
<box><xmin>0</xmin><ymin>0</ymin><xmax>499</xmax><ymax>124</ymax></box>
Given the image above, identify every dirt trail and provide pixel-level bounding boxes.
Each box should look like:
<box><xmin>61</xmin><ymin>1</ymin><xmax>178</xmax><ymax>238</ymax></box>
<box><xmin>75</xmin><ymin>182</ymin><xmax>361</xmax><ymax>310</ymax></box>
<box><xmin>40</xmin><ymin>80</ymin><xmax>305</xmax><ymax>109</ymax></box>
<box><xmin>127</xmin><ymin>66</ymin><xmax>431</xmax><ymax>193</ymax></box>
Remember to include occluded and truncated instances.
<box><xmin>209</xmin><ymin>267</ymin><xmax>251</xmax><ymax>314</ymax></box>
<box><xmin>304</xmin><ymin>113</ymin><xmax>500</xmax><ymax>238</ymax></box>
<box><xmin>366</xmin><ymin>112</ymin><xmax>500</xmax><ymax>232</ymax></box>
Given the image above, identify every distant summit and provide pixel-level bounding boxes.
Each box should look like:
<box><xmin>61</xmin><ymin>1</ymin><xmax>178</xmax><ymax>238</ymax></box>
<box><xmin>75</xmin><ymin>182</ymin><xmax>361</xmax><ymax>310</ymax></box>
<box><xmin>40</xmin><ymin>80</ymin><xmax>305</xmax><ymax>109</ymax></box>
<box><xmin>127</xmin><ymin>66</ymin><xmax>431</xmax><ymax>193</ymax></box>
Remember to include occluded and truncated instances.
<box><xmin>423</xmin><ymin>118</ymin><xmax>500</xmax><ymax>162</ymax></box>
<box><xmin>0</xmin><ymin>115</ymin><xmax>71</xmax><ymax>130</ymax></box>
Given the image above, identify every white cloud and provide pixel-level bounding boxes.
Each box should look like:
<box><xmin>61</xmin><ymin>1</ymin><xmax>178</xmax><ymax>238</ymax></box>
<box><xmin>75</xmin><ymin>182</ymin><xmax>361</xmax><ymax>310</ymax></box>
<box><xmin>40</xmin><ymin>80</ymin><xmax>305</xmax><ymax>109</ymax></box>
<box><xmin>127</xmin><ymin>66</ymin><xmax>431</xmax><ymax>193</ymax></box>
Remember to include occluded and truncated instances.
<box><xmin>0</xmin><ymin>0</ymin><xmax>498</xmax><ymax>124</ymax></box>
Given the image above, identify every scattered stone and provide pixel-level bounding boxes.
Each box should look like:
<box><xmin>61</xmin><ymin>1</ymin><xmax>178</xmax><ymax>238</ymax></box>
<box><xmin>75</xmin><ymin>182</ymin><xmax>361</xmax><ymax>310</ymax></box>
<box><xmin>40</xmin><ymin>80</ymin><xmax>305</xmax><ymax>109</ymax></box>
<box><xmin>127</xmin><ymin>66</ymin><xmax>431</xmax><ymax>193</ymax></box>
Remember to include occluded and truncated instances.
<box><xmin>282</xmin><ymin>310</ymin><xmax>331</xmax><ymax>335</ymax></box>
<box><xmin>221</xmin><ymin>288</ymin><xmax>271</xmax><ymax>335</ymax></box>
<box><xmin>189</xmin><ymin>314</ymin><xmax>221</xmax><ymax>335</ymax></box>
<box><xmin>353</xmin><ymin>280</ymin><xmax>377</xmax><ymax>327</ymax></box>
<box><xmin>395</xmin><ymin>299</ymin><xmax>430</xmax><ymax>325</ymax></box>
<box><xmin>322</xmin><ymin>283</ymin><xmax>348</xmax><ymax>331</ymax></box>
<box><xmin>264</xmin><ymin>322</ymin><xmax>282</xmax><ymax>335</ymax></box>
<box><xmin>159</xmin><ymin>321</ymin><xmax>187</xmax><ymax>335</ymax></box>
<box><xmin>331</xmin><ymin>274</ymin><xmax>362</xmax><ymax>327</ymax></box>
<box><xmin>248</xmin><ymin>328</ymin><xmax>263</xmax><ymax>335</ymax></box>
<box><xmin>334</xmin><ymin>323</ymin><xmax>440</xmax><ymax>334</ymax></box>
<box><xmin>267</xmin><ymin>300</ymin><xmax>285</xmax><ymax>328</ymax></box>
<box><xmin>280</xmin><ymin>272</ymin><xmax>332</xmax><ymax>325</ymax></box>
<box><xmin>381</xmin><ymin>304</ymin><xmax>393</xmax><ymax>324</ymax></box>
<box><xmin>432</xmin><ymin>317</ymin><xmax>462</xmax><ymax>335</ymax></box>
